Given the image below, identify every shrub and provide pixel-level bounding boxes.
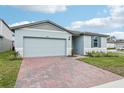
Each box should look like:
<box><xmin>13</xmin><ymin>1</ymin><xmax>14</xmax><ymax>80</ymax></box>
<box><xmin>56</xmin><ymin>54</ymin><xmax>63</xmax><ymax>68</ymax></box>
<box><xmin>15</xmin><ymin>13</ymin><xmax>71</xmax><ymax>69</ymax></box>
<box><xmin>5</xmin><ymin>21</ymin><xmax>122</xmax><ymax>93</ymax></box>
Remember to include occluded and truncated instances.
<box><xmin>8</xmin><ymin>51</ymin><xmax>22</xmax><ymax>60</ymax></box>
<box><xmin>105</xmin><ymin>52</ymin><xmax>119</xmax><ymax>57</ymax></box>
<box><xmin>86</xmin><ymin>51</ymin><xmax>119</xmax><ymax>57</ymax></box>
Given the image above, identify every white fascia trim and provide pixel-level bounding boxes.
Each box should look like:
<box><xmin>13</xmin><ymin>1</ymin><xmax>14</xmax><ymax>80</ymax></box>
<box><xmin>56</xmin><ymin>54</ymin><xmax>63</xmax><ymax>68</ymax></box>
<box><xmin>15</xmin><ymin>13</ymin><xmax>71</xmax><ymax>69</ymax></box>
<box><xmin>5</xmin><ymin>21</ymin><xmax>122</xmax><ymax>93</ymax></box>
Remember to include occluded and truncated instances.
<box><xmin>18</xmin><ymin>28</ymin><xmax>69</xmax><ymax>34</ymax></box>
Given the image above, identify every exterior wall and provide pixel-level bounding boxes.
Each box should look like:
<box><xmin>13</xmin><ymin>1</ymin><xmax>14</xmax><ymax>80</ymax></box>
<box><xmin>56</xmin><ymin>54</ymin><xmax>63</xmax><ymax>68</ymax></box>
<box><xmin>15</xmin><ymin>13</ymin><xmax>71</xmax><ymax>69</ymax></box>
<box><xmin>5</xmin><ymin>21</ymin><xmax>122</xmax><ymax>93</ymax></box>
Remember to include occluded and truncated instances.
<box><xmin>107</xmin><ymin>43</ymin><xmax>116</xmax><ymax>48</ymax></box>
<box><xmin>25</xmin><ymin>22</ymin><xmax>64</xmax><ymax>31</ymax></box>
<box><xmin>116</xmin><ymin>43</ymin><xmax>124</xmax><ymax>49</ymax></box>
<box><xmin>15</xmin><ymin>28</ymin><xmax>72</xmax><ymax>57</ymax></box>
<box><xmin>73</xmin><ymin>36</ymin><xmax>84</xmax><ymax>55</ymax></box>
<box><xmin>83</xmin><ymin>36</ymin><xmax>107</xmax><ymax>55</ymax></box>
<box><xmin>1</xmin><ymin>21</ymin><xmax>12</xmax><ymax>40</ymax></box>
<box><xmin>101</xmin><ymin>37</ymin><xmax>107</xmax><ymax>48</ymax></box>
<box><xmin>0</xmin><ymin>20</ymin><xmax>12</xmax><ymax>52</ymax></box>
<box><xmin>0</xmin><ymin>37</ymin><xmax>12</xmax><ymax>52</ymax></box>
<box><xmin>0</xmin><ymin>38</ymin><xmax>2</xmax><ymax>51</ymax></box>
<box><xmin>0</xmin><ymin>21</ymin><xmax>2</xmax><ymax>35</ymax></box>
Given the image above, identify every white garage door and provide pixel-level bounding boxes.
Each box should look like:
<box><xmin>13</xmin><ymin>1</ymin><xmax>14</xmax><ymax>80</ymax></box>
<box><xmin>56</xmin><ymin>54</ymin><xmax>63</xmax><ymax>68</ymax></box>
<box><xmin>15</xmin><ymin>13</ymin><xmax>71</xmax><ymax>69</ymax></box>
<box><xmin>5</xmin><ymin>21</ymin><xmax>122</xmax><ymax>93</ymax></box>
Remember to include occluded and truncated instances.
<box><xmin>23</xmin><ymin>37</ymin><xmax>66</xmax><ymax>57</ymax></box>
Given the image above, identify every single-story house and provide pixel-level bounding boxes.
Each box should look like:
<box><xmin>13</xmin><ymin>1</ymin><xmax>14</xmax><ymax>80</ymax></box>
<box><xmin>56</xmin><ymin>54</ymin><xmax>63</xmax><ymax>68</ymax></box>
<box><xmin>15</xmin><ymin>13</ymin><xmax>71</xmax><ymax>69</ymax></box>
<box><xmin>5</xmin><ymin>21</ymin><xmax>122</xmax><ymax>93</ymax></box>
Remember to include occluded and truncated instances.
<box><xmin>11</xmin><ymin>20</ymin><xmax>108</xmax><ymax>57</ymax></box>
<box><xmin>0</xmin><ymin>19</ymin><xmax>13</xmax><ymax>52</ymax></box>
<box><xmin>107</xmin><ymin>40</ymin><xmax>116</xmax><ymax>49</ymax></box>
<box><xmin>116</xmin><ymin>39</ymin><xmax>124</xmax><ymax>50</ymax></box>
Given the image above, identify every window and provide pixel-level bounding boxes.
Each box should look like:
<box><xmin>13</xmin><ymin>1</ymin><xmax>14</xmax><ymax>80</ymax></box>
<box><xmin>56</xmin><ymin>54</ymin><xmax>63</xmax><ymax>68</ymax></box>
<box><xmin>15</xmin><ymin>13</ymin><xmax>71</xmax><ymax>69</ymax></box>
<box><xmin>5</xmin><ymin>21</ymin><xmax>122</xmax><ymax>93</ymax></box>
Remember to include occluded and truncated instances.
<box><xmin>91</xmin><ymin>36</ymin><xmax>101</xmax><ymax>48</ymax></box>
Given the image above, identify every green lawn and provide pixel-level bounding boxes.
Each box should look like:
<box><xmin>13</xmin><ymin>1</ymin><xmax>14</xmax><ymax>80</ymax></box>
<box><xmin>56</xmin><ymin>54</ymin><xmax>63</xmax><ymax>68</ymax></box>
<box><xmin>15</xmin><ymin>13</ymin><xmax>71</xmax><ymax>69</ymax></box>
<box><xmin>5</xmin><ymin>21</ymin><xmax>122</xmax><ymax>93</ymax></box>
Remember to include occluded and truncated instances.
<box><xmin>119</xmin><ymin>50</ymin><xmax>124</xmax><ymax>52</ymax></box>
<box><xmin>0</xmin><ymin>51</ymin><xmax>21</xmax><ymax>88</ymax></box>
<box><xmin>79</xmin><ymin>56</ymin><xmax>124</xmax><ymax>77</ymax></box>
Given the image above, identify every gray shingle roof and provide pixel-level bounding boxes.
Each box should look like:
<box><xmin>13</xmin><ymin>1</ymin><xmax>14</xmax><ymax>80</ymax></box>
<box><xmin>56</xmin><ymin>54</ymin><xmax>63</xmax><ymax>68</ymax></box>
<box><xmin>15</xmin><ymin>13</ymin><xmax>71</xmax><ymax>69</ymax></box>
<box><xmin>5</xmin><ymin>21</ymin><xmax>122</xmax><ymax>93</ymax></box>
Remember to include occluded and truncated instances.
<box><xmin>0</xmin><ymin>19</ymin><xmax>12</xmax><ymax>31</ymax></box>
<box><xmin>70</xmin><ymin>30</ymin><xmax>109</xmax><ymax>37</ymax></box>
<box><xmin>10</xmin><ymin>20</ymin><xmax>73</xmax><ymax>34</ymax></box>
<box><xmin>10</xmin><ymin>20</ymin><xmax>109</xmax><ymax>37</ymax></box>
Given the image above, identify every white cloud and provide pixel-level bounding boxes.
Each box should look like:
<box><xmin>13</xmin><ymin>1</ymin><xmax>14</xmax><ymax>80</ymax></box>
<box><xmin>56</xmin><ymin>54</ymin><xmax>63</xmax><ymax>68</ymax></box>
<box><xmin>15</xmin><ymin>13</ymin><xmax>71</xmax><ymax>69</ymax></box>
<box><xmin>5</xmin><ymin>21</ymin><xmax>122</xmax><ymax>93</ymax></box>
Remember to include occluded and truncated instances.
<box><xmin>16</xmin><ymin>5</ymin><xmax>67</xmax><ymax>14</ymax></box>
<box><xmin>105</xmin><ymin>31</ymin><xmax>124</xmax><ymax>39</ymax></box>
<box><xmin>67</xmin><ymin>6</ymin><xmax>124</xmax><ymax>39</ymax></box>
<box><xmin>68</xmin><ymin>6</ymin><xmax>124</xmax><ymax>29</ymax></box>
<box><xmin>10</xmin><ymin>21</ymin><xmax>33</xmax><ymax>27</ymax></box>
<box><xmin>67</xmin><ymin>17</ymin><xmax>112</xmax><ymax>30</ymax></box>
<box><xmin>109</xmin><ymin>6</ymin><xmax>124</xmax><ymax>17</ymax></box>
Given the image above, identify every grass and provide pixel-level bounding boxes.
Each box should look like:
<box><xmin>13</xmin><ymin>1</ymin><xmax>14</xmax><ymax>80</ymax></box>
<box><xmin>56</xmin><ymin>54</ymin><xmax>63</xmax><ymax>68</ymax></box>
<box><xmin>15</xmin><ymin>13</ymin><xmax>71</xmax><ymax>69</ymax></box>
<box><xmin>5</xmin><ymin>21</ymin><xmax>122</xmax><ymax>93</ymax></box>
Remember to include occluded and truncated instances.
<box><xmin>79</xmin><ymin>55</ymin><xmax>124</xmax><ymax>77</ymax></box>
<box><xmin>107</xmin><ymin>48</ymin><xmax>116</xmax><ymax>50</ymax></box>
<box><xmin>118</xmin><ymin>50</ymin><xmax>124</xmax><ymax>52</ymax></box>
<box><xmin>0</xmin><ymin>51</ymin><xmax>21</xmax><ymax>88</ymax></box>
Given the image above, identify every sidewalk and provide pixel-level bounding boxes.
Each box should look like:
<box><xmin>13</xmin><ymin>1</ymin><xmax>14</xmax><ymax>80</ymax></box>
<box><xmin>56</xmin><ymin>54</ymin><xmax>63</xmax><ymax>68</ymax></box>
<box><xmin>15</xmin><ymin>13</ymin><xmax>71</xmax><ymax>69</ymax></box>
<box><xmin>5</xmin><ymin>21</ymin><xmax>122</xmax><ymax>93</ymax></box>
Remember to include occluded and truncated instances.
<box><xmin>94</xmin><ymin>78</ymin><xmax>124</xmax><ymax>88</ymax></box>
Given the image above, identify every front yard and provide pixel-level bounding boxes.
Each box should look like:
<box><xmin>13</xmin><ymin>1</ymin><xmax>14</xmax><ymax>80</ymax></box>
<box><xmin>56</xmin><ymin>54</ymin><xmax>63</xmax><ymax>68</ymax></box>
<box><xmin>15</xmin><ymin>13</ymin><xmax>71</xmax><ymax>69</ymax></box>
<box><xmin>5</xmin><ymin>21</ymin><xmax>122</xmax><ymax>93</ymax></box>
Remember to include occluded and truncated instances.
<box><xmin>0</xmin><ymin>51</ymin><xmax>21</xmax><ymax>88</ymax></box>
<box><xmin>79</xmin><ymin>55</ymin><xmax>124</xmax><ymax>77</ymax></box>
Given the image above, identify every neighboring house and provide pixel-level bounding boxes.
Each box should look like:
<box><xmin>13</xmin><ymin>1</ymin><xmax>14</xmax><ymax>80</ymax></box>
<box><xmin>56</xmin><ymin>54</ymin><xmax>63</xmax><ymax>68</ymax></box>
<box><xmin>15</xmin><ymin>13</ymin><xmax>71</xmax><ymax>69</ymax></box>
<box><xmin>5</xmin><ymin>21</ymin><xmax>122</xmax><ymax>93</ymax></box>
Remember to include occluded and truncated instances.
<box><xmin>116</xmin><ymin>39</ymin><xmax>124</xmax><ymax>50</ymax></box>
<box><xmin>107</xmin><ymin>40</ymin><xmax>116</xmax><ymax>49</ymax></box>
<box><xmin>0</xmin><ymin>19</ymin><xmax>13</xmax><ymax>52</ymax></box>
<box><xmin>107</xmin><ymin>39</ymin><xmax>124</xmax><ymax>50</ymax></box>
<box><xmin>11</xmin><ymin>20</ymin><xmax>108</xmax><ymax>57</ymax></box>
<box><xmin>72</xmin><ymin>31</ymin><xmax>108</xmax><ymax>55</ymax></box>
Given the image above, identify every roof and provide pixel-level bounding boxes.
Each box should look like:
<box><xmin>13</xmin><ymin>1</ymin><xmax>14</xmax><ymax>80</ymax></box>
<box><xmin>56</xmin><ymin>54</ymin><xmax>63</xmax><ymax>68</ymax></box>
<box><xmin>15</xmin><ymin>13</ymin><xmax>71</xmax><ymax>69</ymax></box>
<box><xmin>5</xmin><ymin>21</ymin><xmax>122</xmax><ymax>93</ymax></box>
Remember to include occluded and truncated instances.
<box><xmin>10</xmin><ymin>20</ymin><xmax>73</xmax><ymax>34</ymax></box>
<box><xmin>70</xmin><ymin>30</ymin><xmax>109</xmax><ymax>37</ymax></box>
<box><xmin>116</xmin><ymin>39</ymin><xmax>124</xmax><ymax>43</ymax></box>
<box><xmin>10</xmin><ymin>20</ymin><xmax>109</xmax><ymax>37</ymax></box>
<box><xmin>107</xmin><ymin>40</ymin><xmax>116</xmax><ymax>43</ymax></box>
<box><xmin>107</xmin><ymin>39</ymin><xmax>124</xmax><ymax>43</ymax></box>
<box><xmin>0</xmin><ymin>19</ymin><xmax>12</xmax><ymax>31</ymax></box>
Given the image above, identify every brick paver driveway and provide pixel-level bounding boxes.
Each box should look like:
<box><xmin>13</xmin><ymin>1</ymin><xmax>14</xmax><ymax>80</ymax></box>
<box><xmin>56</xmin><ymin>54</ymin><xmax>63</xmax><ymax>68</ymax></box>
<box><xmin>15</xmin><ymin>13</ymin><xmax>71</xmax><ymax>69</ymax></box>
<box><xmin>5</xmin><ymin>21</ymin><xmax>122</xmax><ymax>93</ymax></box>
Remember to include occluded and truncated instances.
<box><xmin>16</xmin><ymin>57</ymin><xmax>122</xmax><ymax>88</ymax></box>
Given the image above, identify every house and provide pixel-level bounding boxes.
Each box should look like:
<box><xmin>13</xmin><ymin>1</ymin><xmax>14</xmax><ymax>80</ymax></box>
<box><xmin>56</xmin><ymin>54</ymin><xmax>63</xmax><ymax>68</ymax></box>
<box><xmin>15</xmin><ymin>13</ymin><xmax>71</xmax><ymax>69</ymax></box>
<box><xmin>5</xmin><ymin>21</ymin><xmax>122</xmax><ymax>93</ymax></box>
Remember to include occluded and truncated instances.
<box><xmin>0</xmin><ymin>19</ymin><xmax>13</xmax><ymax>52</ymax></box>
<box><xmin>72</xmin><ymin>31</ymin><xmax>108</xmax><ymax>55</ymax></box>
<box><xmin>115</xmin><ymin>39</ymin><xmax>124</xmax><ymax>50</ymax></box>
<box><xmin>11</xmin><ymin>20</ymin><xmax>108</xmax><ymax>57</ymax></box>
<box><xmin>107</xmin><ymin>39</ymin><xmax>116</xmax><ymax>49</ymax></box>
<box><xmin>107</xmin><ymin>39</ymin><xmax>124</xmax><ymax>50</ymax></box>
<box><xmin>11</xmin><ymin>20</ymin><xmax>72</xmax><ymax>57</ymax></box>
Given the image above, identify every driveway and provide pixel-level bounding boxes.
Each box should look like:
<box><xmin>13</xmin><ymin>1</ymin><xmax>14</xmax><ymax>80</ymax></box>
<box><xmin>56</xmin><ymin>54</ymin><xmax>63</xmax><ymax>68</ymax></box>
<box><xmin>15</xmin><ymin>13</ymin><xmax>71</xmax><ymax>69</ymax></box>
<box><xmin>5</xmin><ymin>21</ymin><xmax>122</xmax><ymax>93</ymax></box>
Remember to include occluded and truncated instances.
<box><xmin>15</xmin><ymin>57</ymin><xmax>122</xmax><ymax>88</ymax></box>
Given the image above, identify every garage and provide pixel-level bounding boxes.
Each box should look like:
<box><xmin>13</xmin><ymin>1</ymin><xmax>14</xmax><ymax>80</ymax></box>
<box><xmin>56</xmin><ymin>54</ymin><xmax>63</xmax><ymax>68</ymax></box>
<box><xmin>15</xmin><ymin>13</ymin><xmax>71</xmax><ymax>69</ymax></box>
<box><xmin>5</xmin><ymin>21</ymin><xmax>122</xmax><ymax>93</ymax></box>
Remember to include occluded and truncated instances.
<box><xmin>23</xmin><ymin>37</ymin><xmax>66</xmax><ymax>57</ymax></box>
<box><xmin>11</xmin><ymin>20</ymin><xmax>72</xmax><ymax>57</ymax></box>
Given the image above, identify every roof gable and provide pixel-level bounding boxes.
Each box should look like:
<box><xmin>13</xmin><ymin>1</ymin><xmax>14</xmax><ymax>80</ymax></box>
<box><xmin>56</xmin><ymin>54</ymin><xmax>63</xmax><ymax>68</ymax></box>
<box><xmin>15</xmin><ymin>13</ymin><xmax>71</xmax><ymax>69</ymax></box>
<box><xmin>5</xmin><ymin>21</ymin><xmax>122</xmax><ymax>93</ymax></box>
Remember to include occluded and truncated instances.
<box><xmin>11</xmin><ymin>20</ymin><xmax>72</xmax><ymax>34</ymax></box>
<box><xmin>0</xmin><ymin>19</ymin><xmax>12</xmax><ymax>31</ymax></box>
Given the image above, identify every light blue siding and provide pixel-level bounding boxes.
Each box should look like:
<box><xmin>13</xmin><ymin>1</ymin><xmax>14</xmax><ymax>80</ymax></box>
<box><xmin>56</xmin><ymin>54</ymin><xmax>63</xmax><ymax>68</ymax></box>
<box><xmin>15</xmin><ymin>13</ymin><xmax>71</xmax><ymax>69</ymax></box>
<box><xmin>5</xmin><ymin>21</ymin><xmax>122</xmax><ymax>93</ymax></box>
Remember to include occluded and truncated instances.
<box><xmin>73</xmin><ymin>35</ymin><xmax>107</xmax><ymax>55</ymax></box>
<box><xmin>0</xmin><ymin>20</ymin><xmax>12</xmax><ymax>52</ymax></box>
<box><xmin>101</xmin><ymin>37</ymin><xmax>107</xmax><ymax>48</ymax></box>
<box><xmin>84</xmin><ymin>35</ymin><xmax>91</xmax><ymax>48</ymax></box>
<box><xmin>84</xmin><ymin>36</ymin><xmax>107</xmax><ymax>55</ymax></box>
<box><xmin>0</xmin><ymin>37</ymin><xmax>12</xmax><ymax>52</ymax></box>
<box><xmin>73</xmin><ymin>36</ymin><xmax>84</xmax><ymax>55</ymax></box>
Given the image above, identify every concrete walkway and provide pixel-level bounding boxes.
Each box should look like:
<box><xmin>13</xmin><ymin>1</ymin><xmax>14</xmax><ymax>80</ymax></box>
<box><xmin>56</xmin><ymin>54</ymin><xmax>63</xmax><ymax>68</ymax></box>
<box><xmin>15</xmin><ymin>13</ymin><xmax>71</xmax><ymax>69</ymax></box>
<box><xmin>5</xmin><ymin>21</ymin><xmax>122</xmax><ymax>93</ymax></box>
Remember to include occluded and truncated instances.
<box><xmin>94</xmin><ymin>79</ymin><xmax>124</xmax><ymax>88</ymax></box>
<box><xmin>15</xmin><ymin>57</ymin><xmax>122</xmax><ymax>88</ymax></box>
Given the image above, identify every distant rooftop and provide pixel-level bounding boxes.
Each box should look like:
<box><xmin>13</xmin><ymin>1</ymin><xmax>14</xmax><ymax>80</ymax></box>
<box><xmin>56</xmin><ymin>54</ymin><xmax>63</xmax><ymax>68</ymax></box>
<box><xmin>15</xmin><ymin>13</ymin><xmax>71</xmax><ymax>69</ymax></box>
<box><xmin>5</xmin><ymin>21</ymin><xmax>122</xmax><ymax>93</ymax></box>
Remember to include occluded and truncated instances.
<box><xmin>116</xmin><ymin>39</ymin><xmax>124</xmax><ymax>43</ymax></box>
<box><xmin>107</xmin><ymin>39</ymin><xmax>124</xmax><ymax>43</ymax></box>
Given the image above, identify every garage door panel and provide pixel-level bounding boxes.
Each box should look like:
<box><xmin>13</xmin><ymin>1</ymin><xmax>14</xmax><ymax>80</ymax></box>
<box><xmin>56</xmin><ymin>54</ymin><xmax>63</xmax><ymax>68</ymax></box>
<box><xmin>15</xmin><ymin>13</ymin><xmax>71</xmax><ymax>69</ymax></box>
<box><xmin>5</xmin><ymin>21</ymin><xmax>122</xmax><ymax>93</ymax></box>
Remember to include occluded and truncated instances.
<box><xmin>24</xmin><ymin>37</ymin><xmax>66</xmax><ymax>57</ymax></box>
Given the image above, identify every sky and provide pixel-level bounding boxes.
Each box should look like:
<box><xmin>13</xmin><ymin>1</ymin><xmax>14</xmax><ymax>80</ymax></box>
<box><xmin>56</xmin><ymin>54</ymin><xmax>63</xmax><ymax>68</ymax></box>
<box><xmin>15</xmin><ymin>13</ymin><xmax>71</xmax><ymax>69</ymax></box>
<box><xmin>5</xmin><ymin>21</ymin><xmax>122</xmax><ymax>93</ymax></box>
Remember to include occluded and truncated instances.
<box><xmin>0</xmin><ymin>5</ymin><xmax>124</xmax><ymax>39</ymax></box>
